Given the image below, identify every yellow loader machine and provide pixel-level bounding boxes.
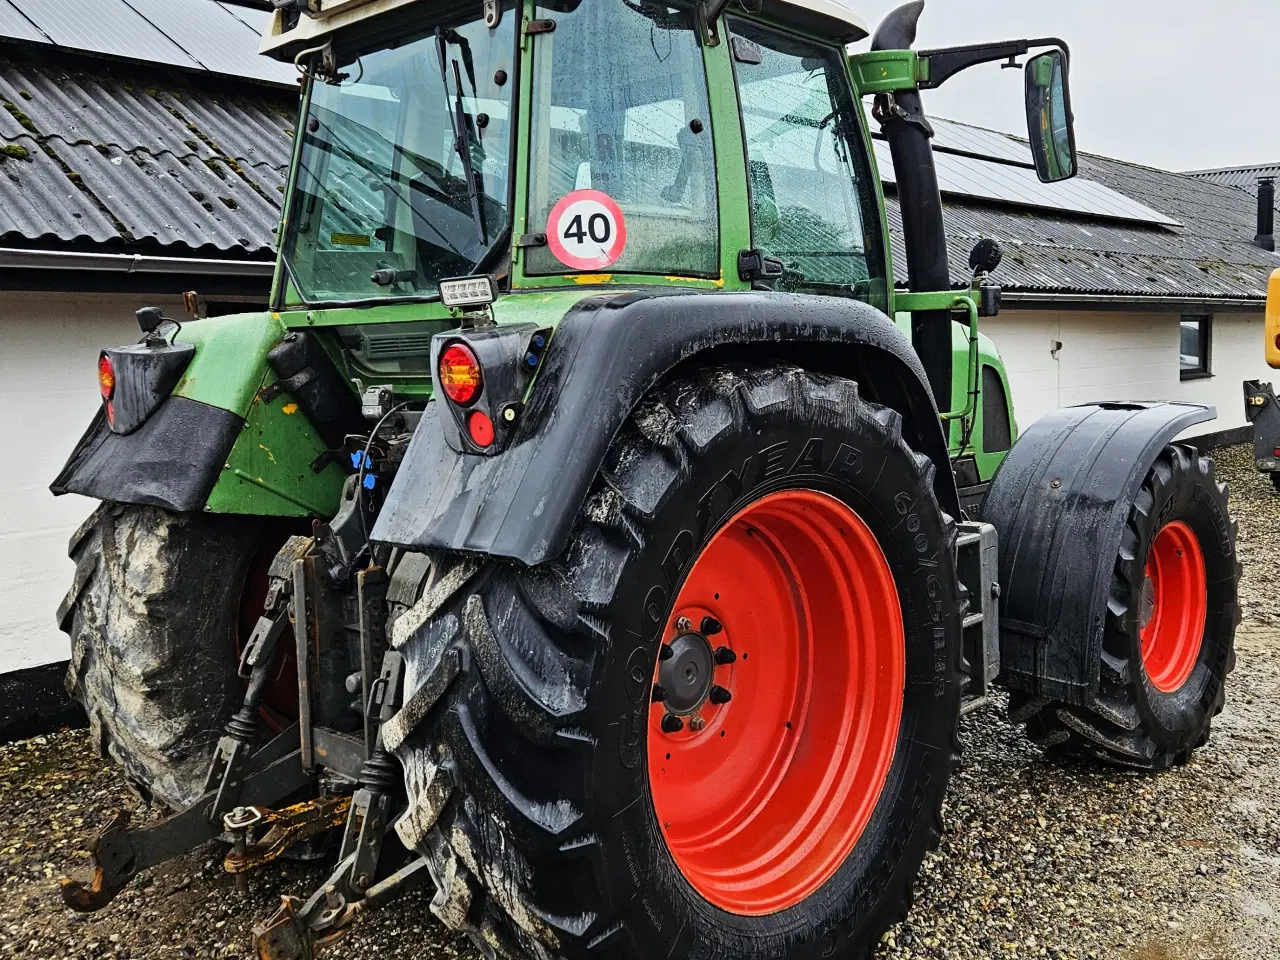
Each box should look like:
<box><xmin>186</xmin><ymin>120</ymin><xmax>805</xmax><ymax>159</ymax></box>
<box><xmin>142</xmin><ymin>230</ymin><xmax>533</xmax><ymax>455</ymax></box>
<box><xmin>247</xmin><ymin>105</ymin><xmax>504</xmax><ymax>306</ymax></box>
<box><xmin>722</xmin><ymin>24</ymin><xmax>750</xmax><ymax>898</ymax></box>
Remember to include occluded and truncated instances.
<box><xmin>51</xmin><ymin>0</ymin><xmax>1240</xmax><ymax>957</ymax></box>
<box><xmin>1244</xmin><ymin>268</ymin><xmax>1280</xmax><ymax>490</ymax></box>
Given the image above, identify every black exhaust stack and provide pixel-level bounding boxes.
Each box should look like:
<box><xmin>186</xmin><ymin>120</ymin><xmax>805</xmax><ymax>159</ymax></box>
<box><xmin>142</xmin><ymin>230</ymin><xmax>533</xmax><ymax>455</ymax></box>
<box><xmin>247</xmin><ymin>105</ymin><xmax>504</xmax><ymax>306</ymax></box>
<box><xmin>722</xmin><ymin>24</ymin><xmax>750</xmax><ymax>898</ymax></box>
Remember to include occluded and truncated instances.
<box><xmin>1255</xmin><ymin>176</ymin><xmax>1275</xmax><ymax>252</ymax></box>
<box><xmin>872</xmin><ymin>1</ymin><xmax>953</xmax><ymax>412</ymax></box>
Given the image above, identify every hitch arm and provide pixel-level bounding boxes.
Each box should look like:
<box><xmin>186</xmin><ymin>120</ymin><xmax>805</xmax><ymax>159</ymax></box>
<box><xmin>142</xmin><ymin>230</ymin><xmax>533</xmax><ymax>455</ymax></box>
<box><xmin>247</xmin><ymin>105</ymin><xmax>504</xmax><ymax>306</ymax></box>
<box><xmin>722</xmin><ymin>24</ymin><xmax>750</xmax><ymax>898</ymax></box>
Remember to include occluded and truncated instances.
<box><xmin>60</xmin><ymin>726</ymin><xmax>311</xmax><ymax>912</ymax></box>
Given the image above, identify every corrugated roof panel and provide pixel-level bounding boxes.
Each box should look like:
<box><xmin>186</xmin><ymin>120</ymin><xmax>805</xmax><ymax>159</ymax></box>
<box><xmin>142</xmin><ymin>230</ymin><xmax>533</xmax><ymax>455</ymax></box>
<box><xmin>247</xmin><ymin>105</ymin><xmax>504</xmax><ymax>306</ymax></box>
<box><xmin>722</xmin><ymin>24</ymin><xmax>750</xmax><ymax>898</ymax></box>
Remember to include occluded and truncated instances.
<box><xmin>0</xmin><ymin>134</ymin><xmax>119</xmax><ymax>242</ymax></box>
<box><xmin>64</xmin><ymin>140</ymin><xmax>281</xmax><ymax>251</ymax></box>
<box><xmin>1187</xmin><ymin>163</ymin><xmax>1280</xmax><ymax>196</ymax></box>
<box><xmin>11</xmin><ymin>0</ymin><xmax>204</xmax><ymax>70</ymax></box>
<box><xmin>125</xmin><ymin>0</ymin><xmax>296</xmax><ymax>85</ymax></box>
<box><xmin>874</xmin><ymin>140</ymin><xmax>1182</xmax><ymax>227</ymax></box>
<box><xmin>0</xmin><ymin>62</ymin><xmax>215</xmax><ymax>159</ymax></box>
<box><xmin>240</xmin><ymin>160</ymin><xmax>286</xmax><ymax>199</ymax></box>
<box><xmin>0</xmin><ymin>0</ymin><xmax>49</xmax><ymax>44</ymax></box>
<box><xmin>159</xmin><ymin>89</ymin><xmax>295</xmax><ymax>169</ymax></box>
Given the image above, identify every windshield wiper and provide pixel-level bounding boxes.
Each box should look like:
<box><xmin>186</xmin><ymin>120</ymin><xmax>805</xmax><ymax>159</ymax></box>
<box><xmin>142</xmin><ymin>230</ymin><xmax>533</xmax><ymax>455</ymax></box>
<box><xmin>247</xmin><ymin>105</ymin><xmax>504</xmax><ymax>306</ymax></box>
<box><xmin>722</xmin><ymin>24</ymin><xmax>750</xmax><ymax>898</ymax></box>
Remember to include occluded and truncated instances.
<box><xmin>435</xmin><ymin>28</ymin><xmax>488</xmax><ymax>245</ymax></box>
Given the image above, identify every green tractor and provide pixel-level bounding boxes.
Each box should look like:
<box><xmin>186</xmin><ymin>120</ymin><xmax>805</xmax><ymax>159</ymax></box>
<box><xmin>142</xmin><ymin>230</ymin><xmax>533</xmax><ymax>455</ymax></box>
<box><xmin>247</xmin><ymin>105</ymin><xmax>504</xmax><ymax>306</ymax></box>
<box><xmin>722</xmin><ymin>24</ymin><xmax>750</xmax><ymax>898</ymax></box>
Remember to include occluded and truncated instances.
<box><xmin>52</xmin><ymin>0</ymin><xmax>1240</xmax><ymax>956</ymax></box>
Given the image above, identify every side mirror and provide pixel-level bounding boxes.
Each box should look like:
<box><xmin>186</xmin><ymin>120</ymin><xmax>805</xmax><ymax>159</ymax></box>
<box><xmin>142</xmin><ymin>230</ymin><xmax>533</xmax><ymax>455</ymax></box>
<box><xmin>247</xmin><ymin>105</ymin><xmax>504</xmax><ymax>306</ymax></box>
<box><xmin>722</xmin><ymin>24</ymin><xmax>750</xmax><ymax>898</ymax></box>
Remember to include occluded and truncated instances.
<box><xmin>1025</xmin><ymin>49</ymin><xmax>1077</xmax><ymax>183</ymax></box>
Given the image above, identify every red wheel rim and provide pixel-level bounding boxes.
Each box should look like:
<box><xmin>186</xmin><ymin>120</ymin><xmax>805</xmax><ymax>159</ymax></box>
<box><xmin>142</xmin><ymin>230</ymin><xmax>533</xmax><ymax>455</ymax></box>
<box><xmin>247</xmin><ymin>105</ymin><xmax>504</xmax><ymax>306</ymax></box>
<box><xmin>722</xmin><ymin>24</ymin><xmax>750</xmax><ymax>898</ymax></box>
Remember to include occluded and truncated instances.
<box><xmin>647</xmin><ymin>489</ymin><xmax>905</xmax><ymax>916</ymax></box>
<box><xmin>1139</xmin><ymin>521</ymin><xmax>1207</xmax><ymax>694</ymax></box>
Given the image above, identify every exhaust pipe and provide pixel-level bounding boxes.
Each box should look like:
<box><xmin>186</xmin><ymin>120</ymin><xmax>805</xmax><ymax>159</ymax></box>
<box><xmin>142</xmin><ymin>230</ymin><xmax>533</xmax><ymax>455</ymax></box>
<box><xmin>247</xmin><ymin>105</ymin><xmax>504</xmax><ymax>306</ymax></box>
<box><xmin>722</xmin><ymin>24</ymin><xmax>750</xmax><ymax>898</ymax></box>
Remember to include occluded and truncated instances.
<box><xmin>872</xmin><ymin>1</ymin><xmax>953</xmax><ymax>412</ymax></box>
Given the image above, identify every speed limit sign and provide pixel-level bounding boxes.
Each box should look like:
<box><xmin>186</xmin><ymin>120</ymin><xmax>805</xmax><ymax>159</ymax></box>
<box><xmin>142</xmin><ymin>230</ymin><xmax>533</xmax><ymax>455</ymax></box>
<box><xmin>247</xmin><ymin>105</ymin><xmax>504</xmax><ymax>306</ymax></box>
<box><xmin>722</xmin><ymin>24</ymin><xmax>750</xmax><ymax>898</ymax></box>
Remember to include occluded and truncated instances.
<box><xmin>546</xmin><ymin>189</ymin><xmax>628</xmax><ymax>270</ymax></box>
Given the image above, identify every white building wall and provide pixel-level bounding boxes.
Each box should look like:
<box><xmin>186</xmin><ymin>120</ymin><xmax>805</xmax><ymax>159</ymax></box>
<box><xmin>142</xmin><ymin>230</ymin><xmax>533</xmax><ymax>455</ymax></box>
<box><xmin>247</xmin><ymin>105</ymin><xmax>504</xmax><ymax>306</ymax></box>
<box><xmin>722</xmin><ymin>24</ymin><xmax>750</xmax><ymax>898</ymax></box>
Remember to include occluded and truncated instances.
<box><xmin>0</xmin><ymin>292</ymin><xmax>184</xmax><ymax>673</ymax></box>
<box><xmin>984</xmin><ymin>309</ymin><xmax>1273</xmax><ymax>439</ymax></box>
<box><xmin>0</xmin><ymin>299</ymin><xmax>1273</xmax><ymax>674</ymax></box>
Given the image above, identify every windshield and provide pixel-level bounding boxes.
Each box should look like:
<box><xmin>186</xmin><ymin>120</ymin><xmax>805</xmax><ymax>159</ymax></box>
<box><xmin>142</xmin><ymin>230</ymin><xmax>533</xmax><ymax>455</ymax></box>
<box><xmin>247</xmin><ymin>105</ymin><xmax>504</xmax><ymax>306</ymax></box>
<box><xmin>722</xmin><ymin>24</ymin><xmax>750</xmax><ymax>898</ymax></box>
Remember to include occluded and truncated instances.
<box><xmin>283</xmin><ymin>9</ymin><xmax>516</xmax><ymax>304</ymax></box>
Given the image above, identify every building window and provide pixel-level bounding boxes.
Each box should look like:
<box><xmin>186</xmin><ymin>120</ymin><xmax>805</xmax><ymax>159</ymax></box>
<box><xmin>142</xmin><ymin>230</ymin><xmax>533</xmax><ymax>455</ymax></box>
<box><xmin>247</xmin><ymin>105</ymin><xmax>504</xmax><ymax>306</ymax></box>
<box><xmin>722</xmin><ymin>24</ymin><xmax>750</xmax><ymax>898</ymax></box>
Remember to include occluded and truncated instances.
<box><xmin>1179</xmin><ymin>316</ymin><xmax>1212</xmax><ymax>379</ymax></box>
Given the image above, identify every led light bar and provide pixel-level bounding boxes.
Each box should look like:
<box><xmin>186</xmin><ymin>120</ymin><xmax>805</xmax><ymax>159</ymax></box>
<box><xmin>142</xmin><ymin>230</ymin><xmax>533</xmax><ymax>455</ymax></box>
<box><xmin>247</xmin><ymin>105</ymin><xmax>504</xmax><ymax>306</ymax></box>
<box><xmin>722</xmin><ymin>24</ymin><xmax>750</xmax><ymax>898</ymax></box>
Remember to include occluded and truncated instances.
<box><xmin>439</xmin><ymin>275</ymin><xmax>497</xmax><ymax>309</ymax></box>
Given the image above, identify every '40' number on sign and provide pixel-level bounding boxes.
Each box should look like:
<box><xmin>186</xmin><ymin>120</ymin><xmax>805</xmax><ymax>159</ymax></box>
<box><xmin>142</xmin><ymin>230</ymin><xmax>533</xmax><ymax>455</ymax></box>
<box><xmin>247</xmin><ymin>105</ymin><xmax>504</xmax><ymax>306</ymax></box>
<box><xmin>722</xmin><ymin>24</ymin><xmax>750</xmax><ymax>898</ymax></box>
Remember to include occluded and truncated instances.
<box><xmin>546</xmin><ymin>189</ymin><xmax>627</xmax><ymax>271</ymax></box>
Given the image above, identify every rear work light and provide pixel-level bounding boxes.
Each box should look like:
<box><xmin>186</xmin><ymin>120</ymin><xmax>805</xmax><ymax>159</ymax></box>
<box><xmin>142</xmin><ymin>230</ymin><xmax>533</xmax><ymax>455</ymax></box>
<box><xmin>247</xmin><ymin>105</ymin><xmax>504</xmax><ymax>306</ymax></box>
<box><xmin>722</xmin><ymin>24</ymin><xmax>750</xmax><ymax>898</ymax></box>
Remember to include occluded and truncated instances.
<box><xmin>438</xmin><ymin>275</ymin><xmax>496</xmax><ymax>309</ymax></box>
<box><xmin>439</xmin><ymin>342</ymin><xmax>482</xmax><ymax>405</ymax></box>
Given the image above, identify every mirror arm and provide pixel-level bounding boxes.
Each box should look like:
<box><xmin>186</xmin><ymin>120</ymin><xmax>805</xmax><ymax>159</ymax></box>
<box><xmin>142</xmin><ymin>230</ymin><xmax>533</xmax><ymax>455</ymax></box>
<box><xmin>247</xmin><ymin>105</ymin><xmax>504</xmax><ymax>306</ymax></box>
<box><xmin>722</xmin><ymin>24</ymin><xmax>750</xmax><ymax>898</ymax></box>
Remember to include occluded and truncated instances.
<box><xmin>918</xmin><ymin>37</ymin><xmax>1069</xmax><ymax>89</ymax></box>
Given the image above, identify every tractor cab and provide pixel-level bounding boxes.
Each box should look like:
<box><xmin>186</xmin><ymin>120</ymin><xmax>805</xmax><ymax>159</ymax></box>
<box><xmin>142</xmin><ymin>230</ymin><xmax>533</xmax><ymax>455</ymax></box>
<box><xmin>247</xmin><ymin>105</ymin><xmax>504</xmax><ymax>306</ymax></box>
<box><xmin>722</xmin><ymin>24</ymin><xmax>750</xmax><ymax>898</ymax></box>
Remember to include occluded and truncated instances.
<box><xmin>269</xmin><ymin>0</ymin><xmax>889</xmax><ymax>316</ymax></box>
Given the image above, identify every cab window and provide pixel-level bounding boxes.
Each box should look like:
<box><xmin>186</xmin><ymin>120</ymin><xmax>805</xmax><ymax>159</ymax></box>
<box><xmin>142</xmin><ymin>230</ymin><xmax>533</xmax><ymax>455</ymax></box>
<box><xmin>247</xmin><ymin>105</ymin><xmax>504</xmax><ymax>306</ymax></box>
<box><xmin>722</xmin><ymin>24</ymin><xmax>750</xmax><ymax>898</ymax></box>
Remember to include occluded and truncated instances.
<box><xmin>525</xmin><ymin>0</ymin><xmax>718</xmax><ymax>277</ymax></box>
<box><xmin>728</xmin><ymin>18</ymin><xmax>887</xmax><ymax>308</ymax></box>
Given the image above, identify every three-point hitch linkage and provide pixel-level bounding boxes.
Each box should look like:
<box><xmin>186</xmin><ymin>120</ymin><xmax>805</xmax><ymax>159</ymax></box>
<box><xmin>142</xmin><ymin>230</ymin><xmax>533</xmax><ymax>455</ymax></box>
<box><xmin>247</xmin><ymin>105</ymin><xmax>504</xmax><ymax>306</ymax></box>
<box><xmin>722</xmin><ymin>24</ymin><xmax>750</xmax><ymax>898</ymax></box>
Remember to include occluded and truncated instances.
<box><xmin>60</xmin><ymin>505</ymin><xmax>425</xmax><ymax>959</ymax></box>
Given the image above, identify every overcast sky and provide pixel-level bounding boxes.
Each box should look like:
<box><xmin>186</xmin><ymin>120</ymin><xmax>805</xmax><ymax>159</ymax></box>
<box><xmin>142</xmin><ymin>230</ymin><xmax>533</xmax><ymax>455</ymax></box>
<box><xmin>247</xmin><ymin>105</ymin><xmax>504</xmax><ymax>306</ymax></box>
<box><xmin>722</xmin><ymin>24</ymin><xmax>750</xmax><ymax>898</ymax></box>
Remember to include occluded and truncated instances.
<box><xmin>848</xmin><ymin>0</ymin><xmax>1280</xmax><ymax>173</ymax></box>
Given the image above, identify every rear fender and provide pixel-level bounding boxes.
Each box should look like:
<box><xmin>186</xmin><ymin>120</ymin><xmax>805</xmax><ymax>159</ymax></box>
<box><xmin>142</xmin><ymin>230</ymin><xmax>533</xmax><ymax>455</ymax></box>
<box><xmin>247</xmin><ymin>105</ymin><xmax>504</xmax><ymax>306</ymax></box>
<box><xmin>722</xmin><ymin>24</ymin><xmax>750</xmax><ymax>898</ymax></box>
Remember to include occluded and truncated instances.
<box><xmin>52</xmin><ymin>312</ymin><xmax>347</xmax><ymax>517</ymax></box>
<box><xmin>983</xmin><ymin>401</ymin><xmax>1216</xmax><ymax>704</ymax></box>
<box><xmin>372</xmin><ymin>290</ymin><xmax>958</xmax><ymax>565</ymax></box>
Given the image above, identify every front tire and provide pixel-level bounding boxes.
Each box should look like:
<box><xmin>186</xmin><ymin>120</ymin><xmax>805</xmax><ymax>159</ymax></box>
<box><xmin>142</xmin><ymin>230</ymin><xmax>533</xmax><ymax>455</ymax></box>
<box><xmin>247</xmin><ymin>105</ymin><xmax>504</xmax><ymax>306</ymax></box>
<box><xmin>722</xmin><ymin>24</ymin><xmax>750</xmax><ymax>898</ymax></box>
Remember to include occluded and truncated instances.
<box><xmin>1011</xmin><ymin>445</ymin><xmax>1239</xmax><ymax>769</ymax></box>
<box><xmin>385</xmin><ymin>364</ymin><xmax>965</xmax><ymax>959</ymax></box>
<box><xmin>59</xmin><ymin>503</ymin><xmax>268</xmax><ymax>808</ymax></box>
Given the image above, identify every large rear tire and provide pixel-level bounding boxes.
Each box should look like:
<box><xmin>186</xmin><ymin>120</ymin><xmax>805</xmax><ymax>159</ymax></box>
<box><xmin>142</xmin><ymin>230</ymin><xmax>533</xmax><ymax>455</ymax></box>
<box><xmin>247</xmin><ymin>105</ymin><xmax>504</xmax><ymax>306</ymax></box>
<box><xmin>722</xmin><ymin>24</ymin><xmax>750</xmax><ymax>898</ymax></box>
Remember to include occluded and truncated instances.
<box><xmin>58</xmin><ymin>503</ymin><xmax>269</xmax><ymax>809</ymax></box>
<box><xmin>384</xmin><ymin>364</ymin><xmax>965</xmax><ymax>959</ymax></box>
<box><xmin>1011</xmin><ymin>444</ymin><xmax>1239</xmax><ymax>769</ymax></box>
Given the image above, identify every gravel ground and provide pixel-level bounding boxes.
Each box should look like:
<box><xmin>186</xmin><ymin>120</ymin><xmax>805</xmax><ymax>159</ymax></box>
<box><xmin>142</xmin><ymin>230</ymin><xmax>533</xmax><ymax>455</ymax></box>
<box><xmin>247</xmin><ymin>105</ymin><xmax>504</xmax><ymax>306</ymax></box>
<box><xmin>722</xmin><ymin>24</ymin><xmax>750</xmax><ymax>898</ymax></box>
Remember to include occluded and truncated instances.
<box><xmin>2</xmin><ymin>444</ymin><xmax>1277</xmax><ymax>960</ymax></box>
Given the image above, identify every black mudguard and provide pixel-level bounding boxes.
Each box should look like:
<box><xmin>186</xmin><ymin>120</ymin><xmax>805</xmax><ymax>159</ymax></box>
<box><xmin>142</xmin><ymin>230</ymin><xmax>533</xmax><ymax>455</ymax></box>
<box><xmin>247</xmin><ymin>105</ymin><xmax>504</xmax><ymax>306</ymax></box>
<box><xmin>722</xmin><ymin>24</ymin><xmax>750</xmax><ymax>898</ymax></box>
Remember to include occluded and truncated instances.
<box><xmin>1244</xmin><ymin>380</ymin><xmax>1280</xmax><ymax>472</ymax></box>
<box><xmin>373</xmin><ymin>290</ymin><xmax>957</xmax><ymax>565</ymax></box>
<box><xmin>984</xmin><ymin>401</ymin><xmax>1216</xmax><ymax>704</ymax></box>
<box><xmin>50</xmin><ymin>398</ymin><xmax>242</xmax><ymax>513</ymax></box>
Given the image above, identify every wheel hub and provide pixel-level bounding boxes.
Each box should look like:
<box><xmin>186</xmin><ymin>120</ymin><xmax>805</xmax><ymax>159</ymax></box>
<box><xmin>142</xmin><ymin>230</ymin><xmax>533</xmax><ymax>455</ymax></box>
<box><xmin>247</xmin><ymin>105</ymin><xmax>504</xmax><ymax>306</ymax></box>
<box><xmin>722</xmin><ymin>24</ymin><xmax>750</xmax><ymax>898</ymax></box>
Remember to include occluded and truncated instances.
<box><xmin>659</xmin><ymin>632</ymin><xmax>715</xmax><ymax>715</ymax></box>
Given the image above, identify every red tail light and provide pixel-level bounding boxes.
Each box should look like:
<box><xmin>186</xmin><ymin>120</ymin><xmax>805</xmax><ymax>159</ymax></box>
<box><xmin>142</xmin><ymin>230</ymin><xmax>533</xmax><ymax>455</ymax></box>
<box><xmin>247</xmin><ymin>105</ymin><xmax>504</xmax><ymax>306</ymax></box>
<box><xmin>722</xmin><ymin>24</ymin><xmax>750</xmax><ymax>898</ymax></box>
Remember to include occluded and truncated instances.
<box><xmin>439</xmin><ymin>343</ymin><xmax>482</xmax><ymax>405</ymax></box>
<box><xmin>98</xmin><ymin>353</ymin><xmax>116</xmax><ymax>425</ymax></box>
<box><xmin>98</xmin><ymin>353</ymin><xmax>115</xmax><ymax>400</ymax></box>
<box><xmin>468</xmin><ymin>410</ymin><xmax>495</xmax><ymax>447</ymax></box>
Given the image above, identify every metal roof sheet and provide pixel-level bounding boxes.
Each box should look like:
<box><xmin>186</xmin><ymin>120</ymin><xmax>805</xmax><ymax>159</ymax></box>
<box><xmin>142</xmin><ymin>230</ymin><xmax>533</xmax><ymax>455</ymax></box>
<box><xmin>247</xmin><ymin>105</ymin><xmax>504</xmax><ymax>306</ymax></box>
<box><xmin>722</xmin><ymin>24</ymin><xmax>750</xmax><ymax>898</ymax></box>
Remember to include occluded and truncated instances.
<box><xmin>0</xmin><ymin>0</ymin><xmax>48</xmax><ymax>44</ymax></box>
<box><xmin>0</xmin><ymin>53</ymin><xmax>292</xmax><ymax>255</ymax></box>
<box><xmin>0</xmin><ymin>0</ymin><xmax>293</xmax><ymax>85</ymax></box>
<box><xmin>874</xmin><ymin>140</ymin><xmax>1182</xmax><ymax>228</ymax></box>
<box><xmin>929</xmin><ymin>117</ymin><xmax>1033</xmax><ymax>166</ymax></box>
<box><xmin>123</xmin><ymin>0</ymin><xmax>296</xmax><ymax>85</ymax></box>
<box><xmin>10</xmin><ymin>0</ymin><xmax>203</xmax><ymax>69</ymax></box>
<box><xmin>889</xmin><ymin>149</ymin><xmax>1280</xmax><ymax>300</ymax></box>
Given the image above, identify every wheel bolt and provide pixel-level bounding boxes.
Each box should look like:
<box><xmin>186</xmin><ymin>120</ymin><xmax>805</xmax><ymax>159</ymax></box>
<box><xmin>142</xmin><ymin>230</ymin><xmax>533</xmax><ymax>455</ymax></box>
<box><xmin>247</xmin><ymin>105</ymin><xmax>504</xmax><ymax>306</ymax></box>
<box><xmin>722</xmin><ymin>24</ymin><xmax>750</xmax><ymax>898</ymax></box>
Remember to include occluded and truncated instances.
<box><xmin>659</xmin><ymin>644</ymin><xmax>674</xmax><ymax>661</ymax></box>
<box><xmin>661</xmin><ymin>714</ymin><xmax>684</xmax><ymax>734</ymax></box>
<box><xmin>689</xmin><ymin>715</ymin><xmax>706</xmax><ymax>732</ymax></box>
<box><xmin>651</xmin><ymin>684</ymin><xmax>667</xmax><ymax>703</ymax></box>
<box><xmin>701</xmin><ymin>616</ymin><xmax>723</xmax><ymax>636</ymax></box>
<box><xmin>709</xmin><ymin>685</ymin><xmax>732</xmax><ymax>705</ymax></box>
<box><xmin>714</xmin><ymin>646</ymin><xmax>736</xmax><ymax>665</ymax></box>
<box><xmin>675</xmin><ymin>616</ymin><xmax>692</xmax><ymax>632</ymax></box>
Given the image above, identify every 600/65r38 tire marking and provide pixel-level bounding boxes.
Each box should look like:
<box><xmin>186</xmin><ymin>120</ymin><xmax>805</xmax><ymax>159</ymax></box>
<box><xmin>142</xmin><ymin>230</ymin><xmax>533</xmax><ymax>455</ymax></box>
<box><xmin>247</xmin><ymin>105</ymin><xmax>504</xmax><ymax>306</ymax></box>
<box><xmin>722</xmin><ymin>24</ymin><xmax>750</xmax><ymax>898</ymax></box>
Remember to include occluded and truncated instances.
<box><xmin>650</xmin><ymin>489</ymin><xmax>905</xmax><ymax>916</ymax></box>
<box><xmin>388</xmin><ymin>363</ymin><xmax>965</xmax><ymax>960</ymax></box>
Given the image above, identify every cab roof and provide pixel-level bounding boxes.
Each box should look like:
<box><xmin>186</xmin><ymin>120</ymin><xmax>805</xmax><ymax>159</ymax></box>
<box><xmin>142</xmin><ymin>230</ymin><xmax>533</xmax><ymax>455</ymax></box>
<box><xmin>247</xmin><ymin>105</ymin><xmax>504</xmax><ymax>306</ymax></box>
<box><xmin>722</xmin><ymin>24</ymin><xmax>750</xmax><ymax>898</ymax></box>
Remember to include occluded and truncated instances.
<box><xmin>767</xmin><ymin>0</ymin><xmax>869</xmax><ymax>42</ymax></box>
<box><xmin>261</xmin><ymin>0</ymin><xmax>870</xmax><ymax>59</ymax></box>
